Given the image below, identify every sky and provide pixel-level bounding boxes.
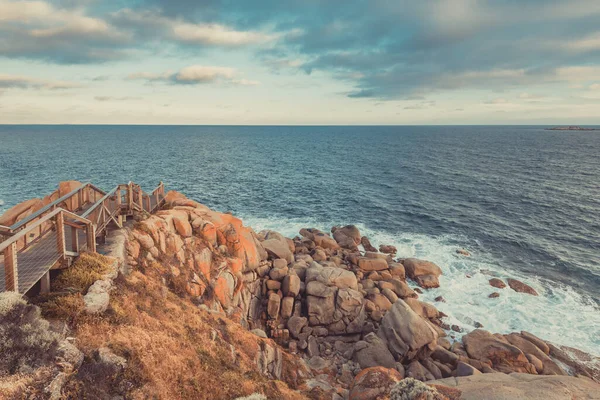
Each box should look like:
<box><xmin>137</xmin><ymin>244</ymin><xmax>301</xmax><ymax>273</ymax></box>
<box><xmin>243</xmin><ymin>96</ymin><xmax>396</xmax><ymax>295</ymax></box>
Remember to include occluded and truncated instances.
<box><xmin>1</xmin><ymin>0</ymin><xmax>600</xmax><ymax>125</ymax></box>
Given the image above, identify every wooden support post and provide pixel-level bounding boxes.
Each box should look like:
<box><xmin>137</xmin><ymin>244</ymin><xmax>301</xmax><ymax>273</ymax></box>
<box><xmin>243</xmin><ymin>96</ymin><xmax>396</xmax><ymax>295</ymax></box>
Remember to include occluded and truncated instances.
<box><xmin>145</xmin><ymin>195</ymin><xmax>150</xmax><ymax>212</ymax></box>
<box><xmin>71</xmin><ymin>226</ymin><xmax>79</xmax><ymax>253</ymax></box>
<box><xmin>78</xmin><ymin>188</ymin><xmax>83</xmax><ymax>210</ymax></box>
<box><xmin>87</xmin><ymin>224</ymin><xmax>97</xmax><ymax>253</ymax></box>
<box><xmin>137</xmin><ymin>189</ymin><xmax>143</xmax><ymax>212</ymax></box>
<box><xmin>4</xmin><ymin>242</ymin><xmax>18</xmax><ymax>292</ymax></box>
<box><xmin>128</xmin><ymin>182</ymin><xmax>133</xmax><ymax>214</ymax></box>
<box><xmin>56</xmin><ymin>212</ymin><xmax>66</xmax><ymax>261</ymax></box>
<box><xmin>40</xmin><ymin>271</ymin><xmax>50</xmax><ymax>294</ymax></box>
<box><xmin>116</xmin><ymin>190</ymin><xmax>123</xmax><ymax>226</ymax></box>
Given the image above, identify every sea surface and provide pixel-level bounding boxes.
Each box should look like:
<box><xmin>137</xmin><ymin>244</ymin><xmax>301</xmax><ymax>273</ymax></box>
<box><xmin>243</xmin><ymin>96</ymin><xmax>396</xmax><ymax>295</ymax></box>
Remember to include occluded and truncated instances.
<box><xmin>0</xmin><ymin>125</ymin><xmax>599</xmax><ymax>354</ymax></box>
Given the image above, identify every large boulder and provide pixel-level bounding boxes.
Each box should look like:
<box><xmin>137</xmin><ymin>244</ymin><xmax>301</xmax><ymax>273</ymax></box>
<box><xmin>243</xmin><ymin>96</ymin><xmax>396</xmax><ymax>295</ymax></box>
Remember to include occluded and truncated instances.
<box><xmin>377</xmin><ymin>299</ymin><xmax>438</xmax><ymax>361</ymax></box>
<box><xmin>353</xmin><ymin>333</ymin><xmax>396</xmax><ymax>369</ymax></box>
<box><xmin>403</xmin><ymin>258</ymin><xmax>443</xmax><ymax>289</ymax></box>
<box><xmin>306</xmin><ymin>282</ymin><xmax>337</xmax><ymax>325</ymax></box>
<box><xmin>503</xmin><ymin>333</ymin><xmax>564</xmax><ymax>375</ymax></box>
<box><xmin>462</xmin><ymin>329</ymin><xmax>535</xmax><ymax>374</ymax></box>
<box><xmin>507</xmin><ymin>278</ymin><xmax>538</xmax><ymax>296</ymax></box>
<box><xmin>332</xmin><ymin>225</ymin><xmax>361</xmax><ymax>250</ymax></box>
<box><xmin>358</xmin><ymin>257</ymin><xmax>388</xmax><ymax>272</ymax></box>
<box><xmin>262</xmin><ymin>238</ymin><xmax>293</xmax><ymax>264</ymax></box>
<box><xmin>305</xmin><ymin>266</ymin><xmax>358</xmax><ymax>290</ymax></box>
<box><xmin>300</xmin><ymin>228</ymin><xmax>340</xmax><ymax>250</ymax></box>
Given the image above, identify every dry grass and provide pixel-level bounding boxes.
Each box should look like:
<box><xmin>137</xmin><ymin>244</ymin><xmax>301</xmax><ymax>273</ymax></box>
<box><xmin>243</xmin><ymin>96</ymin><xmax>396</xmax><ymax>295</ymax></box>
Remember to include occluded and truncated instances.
<box><xmin>40</xmin><ymin>293</ymin><xmax>85</xmax><ymax>323</ymax></box>
<box><xmin>65</xmin><ymin>267</ymin><xmax>308</xmax><ymax>400</ymax></box>
<box><xmin>53</xmin><ymin>252</ymin><xmax>113</xmax><ymax>292</ymax></box>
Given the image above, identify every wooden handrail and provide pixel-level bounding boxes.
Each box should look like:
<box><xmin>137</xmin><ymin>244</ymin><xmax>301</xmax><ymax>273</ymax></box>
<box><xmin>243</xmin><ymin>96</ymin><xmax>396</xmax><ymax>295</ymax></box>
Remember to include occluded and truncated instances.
<box><xmin>80</xmin><ymin>186</ymin><xmax>119</xmax><ymax>219</ymax></box>
<box><xmin>10</xmin><ymin>183</ymin><xmax>92</xmax><ymax>231</ymax></box>
<box><xmin>0</xmin><ymin>208</ymin><xmax>92</xmax><ymax>253</ymax></box>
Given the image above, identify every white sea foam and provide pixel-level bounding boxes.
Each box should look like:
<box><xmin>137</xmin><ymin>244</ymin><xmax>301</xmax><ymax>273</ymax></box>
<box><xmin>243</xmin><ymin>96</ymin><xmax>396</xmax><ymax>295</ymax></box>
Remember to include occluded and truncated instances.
<box><xmin>241</xmin><ymin>213</ymin><xmax>600</xmax><ymax>356</ymax></box>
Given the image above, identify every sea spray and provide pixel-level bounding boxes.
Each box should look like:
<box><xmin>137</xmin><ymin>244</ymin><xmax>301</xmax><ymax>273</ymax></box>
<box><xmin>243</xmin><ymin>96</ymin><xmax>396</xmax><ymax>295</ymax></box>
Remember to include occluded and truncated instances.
<box><xmin>240</xmin><ymin>213</ymin><xmax>600</xmax><ymax>357</ymax></box>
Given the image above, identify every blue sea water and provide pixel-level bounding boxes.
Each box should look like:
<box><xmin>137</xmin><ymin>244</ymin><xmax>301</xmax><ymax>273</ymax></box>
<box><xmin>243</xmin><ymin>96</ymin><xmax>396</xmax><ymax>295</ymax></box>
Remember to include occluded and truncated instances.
<box><xmin>0</xmin><ymin>125</ymin><xmax>599</xmax><ymax>354</ymax></box>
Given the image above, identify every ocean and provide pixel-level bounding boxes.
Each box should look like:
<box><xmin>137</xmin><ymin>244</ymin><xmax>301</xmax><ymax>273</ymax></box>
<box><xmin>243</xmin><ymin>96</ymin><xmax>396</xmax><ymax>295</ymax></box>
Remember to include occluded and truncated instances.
<box><xmin>0</xmin><ymin>125</ymin><xmax>598</xmax><ymax>354</ymax></box>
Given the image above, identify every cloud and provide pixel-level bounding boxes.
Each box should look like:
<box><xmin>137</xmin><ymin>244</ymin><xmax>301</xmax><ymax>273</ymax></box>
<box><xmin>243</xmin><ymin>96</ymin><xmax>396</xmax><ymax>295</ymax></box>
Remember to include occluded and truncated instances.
<box><xmin>110</xmin><ymin>8</ymin><xmax>274</xmax><ymax>47</ymax></box>
<box><xmin>0</xmin><ymin>73</ymin><xmax>81</xmax><ymax>90</ymax></box>
<box><xmin>0</xmin><ymin>0</ymin><xmax>130</xmax><ymax>63</ymax></box>
<box><xmin>127</xmin><ymin>65</ymin><xmax>258</xmax><ymax>86</ymax></box>
<box><xmin>94</xmin><ymin>96</ymin><xmax>141</xmax><ymax>101</ymax></box>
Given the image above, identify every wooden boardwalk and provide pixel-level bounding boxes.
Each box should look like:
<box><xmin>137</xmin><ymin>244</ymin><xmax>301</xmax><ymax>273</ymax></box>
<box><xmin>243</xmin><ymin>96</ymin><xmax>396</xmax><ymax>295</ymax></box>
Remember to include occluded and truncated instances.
<box><xmin>0</xmin><ymin>182</ymin><xmax>165</xmax><ymax>295</ymax></box>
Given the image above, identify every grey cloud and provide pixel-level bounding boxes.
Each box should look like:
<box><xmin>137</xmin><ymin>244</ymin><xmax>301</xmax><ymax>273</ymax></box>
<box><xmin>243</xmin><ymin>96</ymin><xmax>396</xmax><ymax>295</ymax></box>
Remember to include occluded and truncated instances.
<box><xmin>0</xmin><ymin>74</ymin><xmax>81</xmax><ymax>90</ymax></box>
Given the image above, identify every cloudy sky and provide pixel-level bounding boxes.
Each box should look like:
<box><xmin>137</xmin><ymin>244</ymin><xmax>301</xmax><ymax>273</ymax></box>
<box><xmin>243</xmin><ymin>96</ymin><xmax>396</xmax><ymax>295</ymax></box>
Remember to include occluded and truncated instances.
<box><xmin>1</xmin><ymin>0</ymin><xmax>600</xmax><ymax>125</ymax></box>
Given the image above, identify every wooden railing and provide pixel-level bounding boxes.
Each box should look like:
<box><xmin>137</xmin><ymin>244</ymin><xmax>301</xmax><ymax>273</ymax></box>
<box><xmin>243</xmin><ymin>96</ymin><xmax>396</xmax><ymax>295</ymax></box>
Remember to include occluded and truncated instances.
<box><xmin>1</xmin><ymin>181</ymin><xmax>166</xmax><ymax>294</ymax></box>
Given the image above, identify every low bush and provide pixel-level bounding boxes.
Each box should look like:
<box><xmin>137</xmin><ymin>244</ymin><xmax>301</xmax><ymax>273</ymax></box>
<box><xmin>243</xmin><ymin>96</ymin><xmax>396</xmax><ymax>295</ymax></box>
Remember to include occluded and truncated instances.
<box><xmin>0</xmin><ymin>292</ymin><xmax>60</xmax><ymax>374</ymax></box>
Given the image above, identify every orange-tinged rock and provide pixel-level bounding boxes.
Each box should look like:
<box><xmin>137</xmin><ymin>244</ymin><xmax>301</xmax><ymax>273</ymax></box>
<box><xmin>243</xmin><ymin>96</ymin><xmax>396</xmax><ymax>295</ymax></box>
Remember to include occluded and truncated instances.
<box><xmin>349</xmin><ymin>366</ymin><xmax>403</xmax><ymax>400</ymax></box>
<box><xmin>358</xmin><ymin>257</ymin><xmax>388</xmax><ymax>272</ymax></box>
<box><xmin>127</xmin><ymin>240</ymin><xmax>140</xmax><ymax>259</ymax></box>
<box><xmin>0</xmin><ymin>198</ymin><xmax>43</xmax><ymax>226</ymax></box>
<box><xmin>173</xmin><ymin>214</ymin><xmax>192</xmax><ymax>237</ymax></box>
<box><xmin>214</xmin><ymin>272</ymin><xmax>235</xmax><ymax>309</ymax></box>
<box><xmin>194</xmin><ymin>247</ymin><xmax>212</xmax><ymax>280</ymax></box>
<box><xmin>58</xmin><ymin>180</ymin><xmax>83</xmax><ymax>210</ymax></box>
<box><xmin>166</xmin><ymin>233</ymin><xmax>184</xmax><ymax>254</ymax></box>
<box><xmin>228</xmin><ymin>257</ymin><xmax>243</xmax><ymax>275</ymax></box>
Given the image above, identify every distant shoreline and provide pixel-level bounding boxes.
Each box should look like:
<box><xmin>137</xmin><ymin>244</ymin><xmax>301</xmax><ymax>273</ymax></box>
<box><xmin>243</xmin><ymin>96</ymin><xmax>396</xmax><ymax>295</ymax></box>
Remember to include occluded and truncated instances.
<box><xmin>545</xmin><ymin>126</ymin><xmax>599</xmax><ymax>131</ymax></box>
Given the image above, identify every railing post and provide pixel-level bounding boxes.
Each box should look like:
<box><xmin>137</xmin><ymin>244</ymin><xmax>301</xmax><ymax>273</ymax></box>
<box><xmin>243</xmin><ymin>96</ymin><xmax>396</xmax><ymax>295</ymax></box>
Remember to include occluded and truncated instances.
<box><xmin>128</xmin><ymin>182</ymin><xmax>133</xmax><ymax>213</ymax></box>
<box><xmin>4</xmin><ymin>242</ymin><xmax>18</xmax><ymax>292</ymax></box>
<box><xmin>78</xmin><ymin>187</ymin><xmax>83</xmax><ymax>210</ymax></box>
<box><xmin>87</xmin><ymin>224</ymin><xmax>97</xmax><ymax>253</ymax></box>
<box><xmin>56</xmin><ymin>212</ymin><xmax>66</xmax><ymax>261</ymax></box>
<box><xmin>137</xmin><ymin>188</ymin><xmax>143</xmax><ymax>211</ymax></box>
<box><xmin>116</xmin><ymin>188</ymin><xmax>123</xmax><ymax>225</ymax></box>
<box><xmin>71</xmin><ymin>226</ymin><xmax>79</xmax><ymax>253</ymax></box>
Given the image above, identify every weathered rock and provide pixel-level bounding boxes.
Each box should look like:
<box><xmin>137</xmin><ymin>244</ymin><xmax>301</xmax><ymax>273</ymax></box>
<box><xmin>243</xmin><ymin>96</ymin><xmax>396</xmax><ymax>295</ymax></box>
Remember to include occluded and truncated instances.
<box><xmin>353</xmin><ymin>333</ymin><xmax>396</xmax><ymax>369</ymax></box>
<box><xmin>97</xmin><ymin>347</ymin><xmax>127</xmax><ymax>370</ymax></box>
<box><xmin>173</xmin><ymin>214</ymin><xmax>192</xmax><ymax>237</ymax></box>
<box><xmin>83</xmin><ymin>279</ymin><xmax>112</xmax><ymax>314</ymax></box>
<box><xmin>388</xmin><ymin>263</ymin><xmax>406</xmax><ymax>280</ymax></box>
<box><xmin>489</xmin><ymin>278</ymin><xmax>506</xmax><ymax>289</ymax></box>
<box><xmin>377</xmin><ymin>299</ymin><xmax>438</xmax><ymax>360</ymax></box>
<box><xmin>262</xmin><ymin>239</ymin><xmax>293</xmax><ymax>264</ymax></box>
<box><xmin>300</xmin><ymin>228</ymin><xmax>340</xmax><ymax>250</ymax></box>
<box><xmin>280</xmin><ymin>297</ymin><xmax>294</xmax><ymax>319</ymax></box>
<box><xmin>507</xmin><ymin>278</ymin><xmax>538</xmax><ymax>296</ymax></box>
<box><xmin>456</xmin><ymin>361</ymin><xmax>482</xmax><ymax>377</ymax></box>
<box><xmin>504</xmin><ymin>333</ymin><xmax>564</xmax><ymax>375</ymax></box>
<box><xmin>489</xmin><ymin>292</ymin><xmax>500</xmax><ymax>298</ymax></box>
<box><xmin>520</xmin><ymin>331</ymin><xmax>550</xmax><ymax>355</ymax></box>
<box><xmin>282</xmin><ymin>274</ymin><xmax>301</xmax><ymax>297</ymax></box>
<box><xmin>379</xmin><ymin>245</ymin><xmax>397</xmax><ymax>254</ymax></box>
<box><xmin>430</xmin><ymin>373</ymin><xmax>600</xmax><ymax>400</ymax></box>
<box><xmin>349</xmin><ymin>367</ymin><xmax>403</xmax><ymax>400</ymax></box>
<box><xmin>287</xmin><ymin>316</ymin><xmax>307</xmax><ymax>339</ymax></box>
<box><xmin>406</xmin><ymin>360</ymin><xmax>435</xmax><ymax>381</ymax></box>
<box><xmin>462</xmin><ymin>329</ymin><xmax>535</xmax><ymax>374</ymax></box>
<box><xmin>305</xmin><ymin>266</ymin><xmax>359</xmax><ymax>290</ymax></box>
<box><xmin>403</xmin><ymin>258</ymin><xmax>442</xmax><ymax>288</ymax></box>
<box><xmin>360</xmin><ymin>236</ymin><xmax>378</xmax><ymax>253</ymax></box>
<box><xmin>267</xmin><ymin>293</ymin><xmax>281</xmax><ymax>319</ymax></box>
<box><xmin>456</xmin><ymin>249</ymin><xmax>471</xmax><ymax>256</ymax></box>
<box><xmin>389</xmin><ymin>278</ymin><xmax>417</xmax><ymax>299</ymax></box>
<box><xmin>306</xmin><ymin>282</ymin><xmax>336</xmax><ymax>325</ymax></box>
<box><xmin>251</xmin><ymin>329</ymin><xmax>268</xmax><ymax>338</ymax></box>
<box><xmin>358</xmin><ymin>257</ymin><xmax>388</xmax><ymax>272</ymax></box>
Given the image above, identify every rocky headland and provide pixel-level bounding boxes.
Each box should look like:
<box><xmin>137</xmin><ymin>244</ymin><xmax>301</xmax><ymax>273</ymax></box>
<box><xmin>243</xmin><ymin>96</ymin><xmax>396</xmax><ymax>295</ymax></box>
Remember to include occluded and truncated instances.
<box><xmin>1</xmin><ymin>184</ymin><xmax>598</xmax><ymax>399</ymax></box>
